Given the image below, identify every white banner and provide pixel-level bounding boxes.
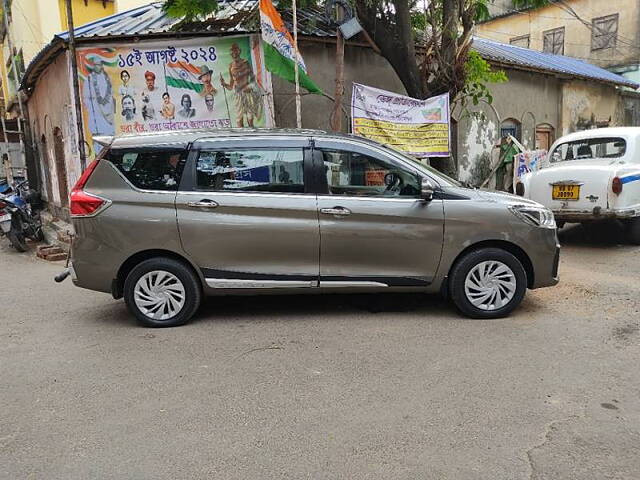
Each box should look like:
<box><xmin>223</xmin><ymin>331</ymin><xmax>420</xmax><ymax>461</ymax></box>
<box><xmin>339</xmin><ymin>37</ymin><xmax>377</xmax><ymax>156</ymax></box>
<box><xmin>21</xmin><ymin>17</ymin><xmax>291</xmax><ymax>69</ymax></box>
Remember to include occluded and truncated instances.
<box><xmin>351</xmin><ymin>83</ymin><xmax>450</xmax><ymax>157</ymax></box>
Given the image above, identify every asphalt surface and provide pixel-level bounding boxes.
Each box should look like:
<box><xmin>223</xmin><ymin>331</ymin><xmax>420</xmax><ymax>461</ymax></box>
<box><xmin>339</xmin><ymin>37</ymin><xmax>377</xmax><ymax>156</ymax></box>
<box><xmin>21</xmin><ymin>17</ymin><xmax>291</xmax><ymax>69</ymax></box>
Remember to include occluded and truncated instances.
<box><xmin>1</xmin><ymin>221</ymin><xmax>639</xmax><ymax>479</ymax></box>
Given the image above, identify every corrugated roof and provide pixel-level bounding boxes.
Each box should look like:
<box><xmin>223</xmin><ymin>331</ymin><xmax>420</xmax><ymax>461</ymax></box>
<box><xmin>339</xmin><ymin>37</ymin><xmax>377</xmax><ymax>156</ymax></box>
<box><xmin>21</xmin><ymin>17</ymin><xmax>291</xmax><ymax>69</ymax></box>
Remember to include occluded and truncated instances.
<box><xmin>55</xmin><ymin>0</ymin><xmax>333</xmax><ymax>39</ymax></box>
<box><xmin>472</xmin><ymin>36</ymin><xmax>638</xmax><ymax>88</ymax></box>
<box><xmin>56</xmin><ymin>2</ymin><xmax>178</xmax><ymax>39</ymax></box>
<box><xmin>22</xmin><ymin>1</ymin><xmax>638</xmax><ymax>92</ymax></box>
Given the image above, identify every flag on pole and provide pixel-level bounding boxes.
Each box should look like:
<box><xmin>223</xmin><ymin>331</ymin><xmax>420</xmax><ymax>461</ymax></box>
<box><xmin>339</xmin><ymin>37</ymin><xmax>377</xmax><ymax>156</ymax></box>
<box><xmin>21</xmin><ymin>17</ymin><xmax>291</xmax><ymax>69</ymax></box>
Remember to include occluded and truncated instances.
<box><xmin>259</xmin><ymin>0</ymin><xmax>322</xmax><ymax>94</ymax></box>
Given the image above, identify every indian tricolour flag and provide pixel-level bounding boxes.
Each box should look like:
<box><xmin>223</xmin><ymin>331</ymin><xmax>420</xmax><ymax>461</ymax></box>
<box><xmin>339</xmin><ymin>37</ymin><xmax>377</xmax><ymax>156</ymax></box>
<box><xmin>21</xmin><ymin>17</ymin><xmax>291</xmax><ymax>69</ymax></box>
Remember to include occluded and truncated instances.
<box><xmin>166</xmin><ymin>61</ymin><xmax>204</xmax><ymax>93</ymax></box>
<box><xmin>259</xmin><ymin>0</ymin><xmax>322</xmax><ymax>94</ymax></box>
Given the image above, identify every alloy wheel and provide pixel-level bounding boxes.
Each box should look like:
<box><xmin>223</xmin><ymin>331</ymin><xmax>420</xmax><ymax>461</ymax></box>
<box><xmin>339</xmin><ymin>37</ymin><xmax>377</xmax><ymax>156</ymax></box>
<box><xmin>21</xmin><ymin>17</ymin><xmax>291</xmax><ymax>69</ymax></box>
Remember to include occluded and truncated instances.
<box><xmin>133</xmin><ymin>270</ymin><xmax>186</xmax><ymax>320</ymax></box>
<box><xmin>464</xmin><ymin>260</ymin><xmax>517</xmax><ymax>311</ymax></box>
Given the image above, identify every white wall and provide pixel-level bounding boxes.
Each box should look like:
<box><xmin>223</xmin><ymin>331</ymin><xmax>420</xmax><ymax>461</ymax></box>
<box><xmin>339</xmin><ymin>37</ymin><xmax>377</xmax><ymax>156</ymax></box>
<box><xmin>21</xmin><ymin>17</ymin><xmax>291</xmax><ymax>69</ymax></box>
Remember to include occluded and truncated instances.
<box><xmin>115</xmin><ymin>0</ymin><xmax>156</xmax><ymax>12</ymax></box>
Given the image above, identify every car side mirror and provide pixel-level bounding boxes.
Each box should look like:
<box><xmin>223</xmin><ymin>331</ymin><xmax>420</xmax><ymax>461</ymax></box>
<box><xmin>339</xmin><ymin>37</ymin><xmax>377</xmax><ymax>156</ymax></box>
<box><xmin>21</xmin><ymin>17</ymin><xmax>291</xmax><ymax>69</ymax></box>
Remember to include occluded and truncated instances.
<box><xmin>421</xmin><ymin>178</ymin><xmax>435</xmax><ymax>201</ymax></box>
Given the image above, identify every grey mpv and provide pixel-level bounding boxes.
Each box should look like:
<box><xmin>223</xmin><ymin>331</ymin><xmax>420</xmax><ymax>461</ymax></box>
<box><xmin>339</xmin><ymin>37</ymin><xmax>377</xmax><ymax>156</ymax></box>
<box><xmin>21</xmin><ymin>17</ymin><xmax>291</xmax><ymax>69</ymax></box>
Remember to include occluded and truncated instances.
<box><xmin>64</xmin><ymin>129</ymin><xmax>559</xmax><ymax>327</ymax></box>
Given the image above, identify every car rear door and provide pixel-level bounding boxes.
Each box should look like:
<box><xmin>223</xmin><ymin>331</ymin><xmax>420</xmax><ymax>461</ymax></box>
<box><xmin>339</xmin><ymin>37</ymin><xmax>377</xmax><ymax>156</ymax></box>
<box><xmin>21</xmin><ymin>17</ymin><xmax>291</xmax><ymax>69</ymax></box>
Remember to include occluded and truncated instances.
<box><xmin>312</xmin><ymin>138</ymin><xmax>445</xmax><ymax>288</ymax></box>
<box><xmin>175</xmin><ymin>136</ymin><xmax>320</xmax><ymax>289</ymax></box>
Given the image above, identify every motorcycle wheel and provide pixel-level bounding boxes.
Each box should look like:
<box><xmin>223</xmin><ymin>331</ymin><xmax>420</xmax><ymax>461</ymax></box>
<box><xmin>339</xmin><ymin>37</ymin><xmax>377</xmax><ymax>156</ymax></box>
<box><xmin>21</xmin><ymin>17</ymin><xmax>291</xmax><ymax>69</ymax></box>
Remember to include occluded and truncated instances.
<box><xmin>7</xmin><ymin>228</ymin><xmax>27</xmax><ymax>252</ymax></box>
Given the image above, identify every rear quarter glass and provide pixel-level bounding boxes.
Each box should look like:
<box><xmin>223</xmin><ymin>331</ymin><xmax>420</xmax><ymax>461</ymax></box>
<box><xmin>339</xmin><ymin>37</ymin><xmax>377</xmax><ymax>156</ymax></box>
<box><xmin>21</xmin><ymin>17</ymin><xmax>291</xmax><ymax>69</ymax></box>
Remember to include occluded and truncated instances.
<box><xmin>106</xmin><ymin>147</ymin><xmax>189</xmax><ymax>191</ymax></box>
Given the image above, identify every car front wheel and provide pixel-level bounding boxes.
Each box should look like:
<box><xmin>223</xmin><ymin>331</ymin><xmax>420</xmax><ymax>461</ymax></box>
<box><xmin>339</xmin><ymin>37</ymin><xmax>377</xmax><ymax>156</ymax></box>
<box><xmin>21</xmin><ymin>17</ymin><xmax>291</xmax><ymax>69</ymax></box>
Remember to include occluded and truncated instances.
<box><xmin>124</xmin><ymin>257</ymin><xmax>202</xmax><ymax>327</ymax></box>
<box><xmin>449</xmin><ymin>248</ymin><xmax>527</xmax><ymax>319</ymax></box>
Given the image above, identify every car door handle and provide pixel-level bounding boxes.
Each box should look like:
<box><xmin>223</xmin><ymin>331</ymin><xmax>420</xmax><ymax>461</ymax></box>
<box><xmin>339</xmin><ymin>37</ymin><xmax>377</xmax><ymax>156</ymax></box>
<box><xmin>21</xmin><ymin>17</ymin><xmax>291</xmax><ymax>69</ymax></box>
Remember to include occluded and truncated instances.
<box><xmin>187</xmin><ymin>199</ymin><xmax>219</xmax><ymax>208</ymax></box>
<box><xmin>320</xmin><ymin>207</ymin><xmax>351</xmax><ymax>216</ymax></box>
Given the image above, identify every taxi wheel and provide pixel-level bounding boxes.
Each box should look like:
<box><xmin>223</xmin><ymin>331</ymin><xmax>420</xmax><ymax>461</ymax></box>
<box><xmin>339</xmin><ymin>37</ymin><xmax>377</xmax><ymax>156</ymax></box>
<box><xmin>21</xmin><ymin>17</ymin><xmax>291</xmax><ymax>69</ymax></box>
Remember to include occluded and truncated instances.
<box><xmin>449</xmin><ymin>248</ymin><xmax>528</xmax><ymax>319</ymax></box>
<box><xmin>627</xmin><ymin>218</ymin><xmax>640</xmax><ymax>245</ymax></box>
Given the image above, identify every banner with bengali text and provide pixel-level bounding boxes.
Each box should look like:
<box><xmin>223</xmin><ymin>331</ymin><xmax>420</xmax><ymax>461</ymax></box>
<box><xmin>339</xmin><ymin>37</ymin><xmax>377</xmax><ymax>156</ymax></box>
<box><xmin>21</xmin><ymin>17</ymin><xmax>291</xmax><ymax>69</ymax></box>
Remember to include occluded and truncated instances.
<box><xmin>351</xmin><ymin>83</ymin><xmax>450</xmax><ymax>157</ymax></box>
<box><xmin>77</xmin><ymin>35</ymin><xmax>272</xmax><ymax>156</ymax></box>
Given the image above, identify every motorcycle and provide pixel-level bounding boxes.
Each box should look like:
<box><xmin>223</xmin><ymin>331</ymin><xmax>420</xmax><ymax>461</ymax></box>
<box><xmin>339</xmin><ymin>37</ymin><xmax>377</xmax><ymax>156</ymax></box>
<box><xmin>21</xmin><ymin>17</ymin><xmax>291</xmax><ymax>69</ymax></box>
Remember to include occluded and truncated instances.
<box><xmin>0</xmin><ymin>180</ymin><xmax>44</xmax><ymax>252</ymax></box>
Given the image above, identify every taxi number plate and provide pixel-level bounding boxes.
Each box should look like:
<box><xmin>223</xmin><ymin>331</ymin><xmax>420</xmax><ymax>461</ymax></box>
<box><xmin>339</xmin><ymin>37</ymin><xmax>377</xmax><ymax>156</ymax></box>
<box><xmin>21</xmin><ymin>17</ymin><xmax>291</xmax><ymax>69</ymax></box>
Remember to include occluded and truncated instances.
<box><xmin>552</xmin><ymin>184</ymin><xmax>580</xmax><ymax>200</ymax></box>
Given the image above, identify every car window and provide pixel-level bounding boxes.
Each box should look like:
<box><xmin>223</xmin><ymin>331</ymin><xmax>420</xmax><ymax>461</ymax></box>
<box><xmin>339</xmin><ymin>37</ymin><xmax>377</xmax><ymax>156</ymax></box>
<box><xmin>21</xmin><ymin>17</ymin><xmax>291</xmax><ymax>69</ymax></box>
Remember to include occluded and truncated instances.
<box><xmin>196</xmin><ymin>149</ymin><xmax>305</xmax><ymax>193</ymax></box>
<box><xmin>321</xmin><ymin>149</ymin><xmax>420</xmax><ymax>197</ymax></box>
<box><xmin>381</xmin><ymin>143</ymin><xmax>459</xmax><ymax>187</ymax></box>
<box><xmin>107</xmin><ymin>148</ymin><xmax>187</xmax><ymax>191</ymax></box>
<box><xmin>550</xmin><ymin>137</ymin><xmax>626</xmax><ymax>162</ymax></box>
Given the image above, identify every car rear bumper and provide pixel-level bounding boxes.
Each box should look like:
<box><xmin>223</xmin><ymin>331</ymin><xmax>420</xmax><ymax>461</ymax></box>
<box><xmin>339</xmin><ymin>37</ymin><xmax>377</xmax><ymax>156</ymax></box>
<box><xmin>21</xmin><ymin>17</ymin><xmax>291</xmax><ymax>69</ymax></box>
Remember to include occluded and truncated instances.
<box><xmin>553</xmin><ymin>207</ymin><xmax>638</xmax><ymax>221</ymax></box>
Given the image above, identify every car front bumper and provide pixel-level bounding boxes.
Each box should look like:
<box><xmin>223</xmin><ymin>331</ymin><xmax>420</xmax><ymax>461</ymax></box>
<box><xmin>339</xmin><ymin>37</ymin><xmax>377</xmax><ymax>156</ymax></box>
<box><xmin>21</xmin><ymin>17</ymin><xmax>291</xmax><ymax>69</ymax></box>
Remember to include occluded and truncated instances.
<box><xmin>527</xmin><ymin>227</ymin><xmax>561</xmax><ymax>289</ymax></box>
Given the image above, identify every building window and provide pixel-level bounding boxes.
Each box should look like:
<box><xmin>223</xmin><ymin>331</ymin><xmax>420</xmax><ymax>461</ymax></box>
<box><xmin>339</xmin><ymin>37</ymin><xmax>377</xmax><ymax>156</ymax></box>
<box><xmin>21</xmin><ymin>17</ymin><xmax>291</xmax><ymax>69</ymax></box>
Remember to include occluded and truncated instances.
<box><xmin>510</xmin><ymin>35</ymin><xmax>530</xmax><ymax>48</ymax></box>
<box><xmin>591</xmin><ymin>14</ymin><xmax>618</xmax><ymax>51</ymax></box>
<box><xmin>543</xmin><ymin>27</ymin><xmax>565</xmax><ymax>55</ymax></box>
<box><xmin>501</xmin><ymin>118</ymin><xmax>521</xmax><ymax>142</ymax></box>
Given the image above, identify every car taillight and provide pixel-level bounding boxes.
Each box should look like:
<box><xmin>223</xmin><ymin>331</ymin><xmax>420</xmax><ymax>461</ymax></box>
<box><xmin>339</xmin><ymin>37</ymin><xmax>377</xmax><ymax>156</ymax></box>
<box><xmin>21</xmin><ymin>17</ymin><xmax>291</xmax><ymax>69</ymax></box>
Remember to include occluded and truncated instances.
<box><xmin>612</xmin><ymin>176</ymin><xmax>623</xmax><ymax>195</ymax></box>
<box><xmin>70</xmin><ymin>190</ymin><xmax>108</xmax><ymax>216</ymax></box>
<box><xmin>72</xmin><ymin>158</ymin><xmax>100</xmax><ymax>192</ymax></box>
<box><xmin>70</xmin><ymin>159</ymin><xmax>109</xmax><ymax>217</ymax></box>
<box><xmin>0</xmin><ymin>200</ymin><xmax>6</xmax><ymax>209</ymax></box>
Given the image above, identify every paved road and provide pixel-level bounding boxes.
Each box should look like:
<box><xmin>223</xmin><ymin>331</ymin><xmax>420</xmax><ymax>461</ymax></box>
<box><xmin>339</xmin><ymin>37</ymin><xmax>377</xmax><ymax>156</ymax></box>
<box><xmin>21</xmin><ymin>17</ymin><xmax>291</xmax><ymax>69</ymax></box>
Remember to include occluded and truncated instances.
<box><xmin>1</xmin><ymin>221</ymin><xmax>639</xmax><ymax>479</ymax></box>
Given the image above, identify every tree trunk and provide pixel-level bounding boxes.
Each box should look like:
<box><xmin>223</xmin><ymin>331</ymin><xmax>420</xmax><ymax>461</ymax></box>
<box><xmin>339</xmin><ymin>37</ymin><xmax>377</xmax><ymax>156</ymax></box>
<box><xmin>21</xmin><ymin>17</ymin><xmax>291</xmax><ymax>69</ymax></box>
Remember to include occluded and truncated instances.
<box><xmin>393</xmin><ymin>0</ymin><xmax>424</xmax><ymax>98</ymax></box>
<box><xmin>330</xmin><ymin>28</ymin><xmax>345</xmax><ymax>131</ymax></box>
<box><xmin>441</xmin><ymin>0</ymin><xmax>460</xmax><ymax>87</ymax></box>
<box><xmin>354</xmin><ymin>0</ymin><xmax>424</xmax><ymax>98</ymax></box>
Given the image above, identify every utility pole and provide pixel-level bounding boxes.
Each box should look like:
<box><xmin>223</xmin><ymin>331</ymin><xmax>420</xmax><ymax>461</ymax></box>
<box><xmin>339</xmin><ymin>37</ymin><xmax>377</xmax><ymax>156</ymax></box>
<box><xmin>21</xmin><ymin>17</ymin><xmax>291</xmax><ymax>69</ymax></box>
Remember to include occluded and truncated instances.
<box><xmin>330</xmin><ymin>4</ymin><xmax>345</xmax><ymax>132</ymax></box>
<box><xmin>292</xmin><ymin>0</ymin><xmax>302</xmax><ymax>128</ymax></box>
<box><xmin>65</xmin><ymin>0</ymin><xmax>87</xmax><ymax>171</ymax></box>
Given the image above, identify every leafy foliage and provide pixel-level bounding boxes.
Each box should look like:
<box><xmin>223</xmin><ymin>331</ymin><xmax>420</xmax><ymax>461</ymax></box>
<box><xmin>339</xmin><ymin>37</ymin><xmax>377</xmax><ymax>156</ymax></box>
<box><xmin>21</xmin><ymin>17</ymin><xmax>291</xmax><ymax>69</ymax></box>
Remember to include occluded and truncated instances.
<box><xmin>461</xmin><ymin>50</ymin><xmax>507</xmax><ymax>107</ymax></box>
<box><xmin>159</xmin><ymin>0</ymin><xmax>542</xmax><ymax>105</ymax></box>
<box><xmin>162</xmin><ymin>0</ymin><xmax>219</xmax><ymax>22</ymax></box>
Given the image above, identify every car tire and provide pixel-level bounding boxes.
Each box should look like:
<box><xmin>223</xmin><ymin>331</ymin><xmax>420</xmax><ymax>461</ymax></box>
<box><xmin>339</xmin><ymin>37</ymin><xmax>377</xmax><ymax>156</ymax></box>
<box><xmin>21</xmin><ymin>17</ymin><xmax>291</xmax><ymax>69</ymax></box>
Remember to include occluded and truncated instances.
<box><xmin>626</xmin><ymin>217</ymin><xmax>640</xmax><ymax>245</ymax></box>
<box><xmin>449</xmin><ymin>248</ymin><xmax>527</xmax><ymax>319</ymax></box>
<box><xmin>124</xmin><ymin>257</ymin><xmax>202</xmax><ymax>328</ymax></box>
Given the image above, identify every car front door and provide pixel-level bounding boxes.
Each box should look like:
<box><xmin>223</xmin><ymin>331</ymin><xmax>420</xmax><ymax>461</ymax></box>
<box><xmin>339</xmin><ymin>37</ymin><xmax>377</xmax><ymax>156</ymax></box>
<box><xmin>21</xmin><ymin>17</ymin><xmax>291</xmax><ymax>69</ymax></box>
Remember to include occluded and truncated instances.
<box><xmin>312</xmin><ymin>138</ymin><xmax>444</xmax><ymax>288</ymax></box>
<box><xmin>175</xmin><ymin>136</ymin><xmax>320</xmax><ymax>289</ymax></box>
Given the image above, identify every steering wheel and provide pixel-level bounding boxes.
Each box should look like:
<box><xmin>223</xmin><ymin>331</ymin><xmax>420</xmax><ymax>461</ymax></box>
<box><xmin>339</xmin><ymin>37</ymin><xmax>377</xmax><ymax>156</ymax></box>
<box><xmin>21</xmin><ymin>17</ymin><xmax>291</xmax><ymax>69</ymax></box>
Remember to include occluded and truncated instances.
<box><xmin>384</xmin><ymin>172</ymin><xmax>403</xmax><ymax>194</ymax></box>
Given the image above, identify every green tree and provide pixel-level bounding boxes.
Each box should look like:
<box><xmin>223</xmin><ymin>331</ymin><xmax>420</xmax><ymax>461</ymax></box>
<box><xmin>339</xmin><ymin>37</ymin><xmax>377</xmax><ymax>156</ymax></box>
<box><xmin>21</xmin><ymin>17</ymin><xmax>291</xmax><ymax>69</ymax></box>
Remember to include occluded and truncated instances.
<box><xmin>161</xmin><ymin>0</ymin><xmax>547</xmax><ymax>102</ymax></box>
<box><xmin>162</xmin><ymin>0</ymin><xmax>219</xmax><ymax>22</ymax></box>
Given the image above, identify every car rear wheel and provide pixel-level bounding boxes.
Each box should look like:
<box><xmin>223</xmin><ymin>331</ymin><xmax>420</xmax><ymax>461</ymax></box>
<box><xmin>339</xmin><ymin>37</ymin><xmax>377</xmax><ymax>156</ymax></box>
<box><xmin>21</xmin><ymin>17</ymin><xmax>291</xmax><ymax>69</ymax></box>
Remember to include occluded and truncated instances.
<box><xmin>449</xmin><ymin>248</ymin><xmax>527</xmax><ymax>319</ymax></box>
<box><xmin>124</xmin><ymin>257</ymin><xmax>202</xmax><ymax>327</ymax></box>
<box><xmin>626</xmin><ymin>217</ymin><xmax>640</xmax><ymax>245</ymax></box>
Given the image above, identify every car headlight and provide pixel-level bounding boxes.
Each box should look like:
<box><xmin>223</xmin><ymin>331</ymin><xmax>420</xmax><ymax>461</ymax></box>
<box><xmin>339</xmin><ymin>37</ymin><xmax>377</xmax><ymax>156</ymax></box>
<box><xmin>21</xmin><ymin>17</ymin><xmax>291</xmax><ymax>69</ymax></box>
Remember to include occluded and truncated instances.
<box><xmin>509</xmin><ymin>204</ymin><xmax>556</xmax><ymax>229</ymax></box>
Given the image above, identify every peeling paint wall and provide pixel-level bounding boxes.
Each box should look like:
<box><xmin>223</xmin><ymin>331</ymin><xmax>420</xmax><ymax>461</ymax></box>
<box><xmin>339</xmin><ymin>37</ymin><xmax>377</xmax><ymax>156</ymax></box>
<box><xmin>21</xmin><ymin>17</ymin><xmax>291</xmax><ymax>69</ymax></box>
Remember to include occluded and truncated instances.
<box><xmin>456</xmin><ymin>69</ymin><xmax>561</xmax><ymax>184</ymax></box>
<box><xmin>561</xmin><ymin>80</ymin><xmax>625</xmax><ymax>135</ymax></box>
<box><xmin>457</xmin><ymin>111</ymin><xmax>498</xmax><ymax>184</ymax></box>
<box><xmin>26</xmin><ymin>51</ymin><xmax>81</xmax><ymax>213</ymax></box>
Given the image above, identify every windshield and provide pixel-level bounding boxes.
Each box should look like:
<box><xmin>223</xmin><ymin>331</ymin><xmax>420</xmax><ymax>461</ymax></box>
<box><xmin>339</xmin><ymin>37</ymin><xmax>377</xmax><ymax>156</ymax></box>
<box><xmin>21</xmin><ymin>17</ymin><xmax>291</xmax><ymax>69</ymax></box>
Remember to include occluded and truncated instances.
<box><xmin>381</xmin><ymin>143</ymin><xmax>462</xmax><ymax>187</ymax></box>
<box><xmin>550</xmin><ymin>137</ymin><xmax>626</xmax><ymax>163</ymax></box>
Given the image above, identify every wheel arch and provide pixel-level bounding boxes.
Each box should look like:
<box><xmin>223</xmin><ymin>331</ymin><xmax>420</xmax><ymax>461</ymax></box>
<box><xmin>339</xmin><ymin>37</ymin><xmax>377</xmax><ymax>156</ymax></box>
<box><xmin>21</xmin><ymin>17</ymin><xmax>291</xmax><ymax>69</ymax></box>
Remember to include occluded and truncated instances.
<box><xmin>441</xmin><ymin>239</ymin><xmax>535</xmax><ymax>295</ymax></box>
<box><xmin>112</xmin><ymin>249</ymin><xmax>203</xmax><ymax>299</ymax></box>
